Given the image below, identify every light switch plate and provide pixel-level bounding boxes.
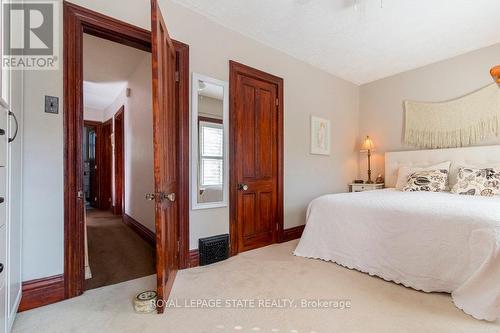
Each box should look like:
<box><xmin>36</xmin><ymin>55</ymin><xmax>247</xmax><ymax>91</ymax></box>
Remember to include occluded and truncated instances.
<box><xmin>45</xmin><ymin>95</ymin><xmax>59</xmax><ymax>114</ymax></box>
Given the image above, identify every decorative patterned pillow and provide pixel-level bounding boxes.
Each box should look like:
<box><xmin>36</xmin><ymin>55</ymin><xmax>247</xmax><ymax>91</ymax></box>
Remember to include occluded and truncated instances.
<box><xmin>402</xmin><ymin>169</ymin><xmax>449</xmax><ymax>192</ymax></box>
<box><xmin>451</xmin><ymin>167</ymin><xmax>500</xmax><ymax>197</ymax></box>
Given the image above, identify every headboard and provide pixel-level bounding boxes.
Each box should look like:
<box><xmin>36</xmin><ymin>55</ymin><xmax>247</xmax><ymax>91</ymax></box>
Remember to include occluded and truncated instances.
<box><xmin>385</xmin><ymin>145</ymin><xmax>500</xmax><ymax>188</ymax></box>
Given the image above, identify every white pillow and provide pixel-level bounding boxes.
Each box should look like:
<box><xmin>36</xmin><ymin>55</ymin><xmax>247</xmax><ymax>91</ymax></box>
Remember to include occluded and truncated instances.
<box><xmin>451</xmin><ymin>167</ymin><xmax>500</xmax><ymax>197</ymax></box>
<box><xmin>450</xmin><ymin>163</ymin><xmax>500</xmax><ymax>187</ymax></box>
<box><xmin>395</xmin><ymin>161</ymin><xmax>451</xmax><ymax>190</ymax></box>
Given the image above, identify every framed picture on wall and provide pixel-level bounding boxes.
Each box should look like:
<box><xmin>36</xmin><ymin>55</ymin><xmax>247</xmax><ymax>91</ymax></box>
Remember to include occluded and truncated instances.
<box><xmin>310</xmin><ymin>115</ymin><xmax>331</xmax><ymax>155</ymax></box>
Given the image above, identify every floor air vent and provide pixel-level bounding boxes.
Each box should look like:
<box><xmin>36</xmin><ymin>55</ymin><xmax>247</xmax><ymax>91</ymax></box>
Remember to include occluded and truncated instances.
<box><xmin>199</xmin><ymin>234</ymin><xmax>229</xmax><ymax>266</ymax></box>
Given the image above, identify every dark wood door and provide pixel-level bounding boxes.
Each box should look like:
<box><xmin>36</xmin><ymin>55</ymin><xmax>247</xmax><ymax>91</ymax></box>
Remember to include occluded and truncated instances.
<box><xmin>84</xmin><ymin>123</ymin><xmax>100</xmax><ymax>208</ymax></box>
<box><xmin>151</xmin><ymin>0</ymin><xmax>178</xmax><ymax>314</ymax></box>
<box><xmin>100</xmin><ymin>119</ymin><xmax>113</xmax><ymax>210</ymax></box>
<box><xmin>114</xmin><ymin>107</ymin><xmax>124</xmax><ymax>215</ymax></box>
<box><xmin>230</xmin><ymin>62</ymin><xmax>284</xmax><ymax>254</ymax></box>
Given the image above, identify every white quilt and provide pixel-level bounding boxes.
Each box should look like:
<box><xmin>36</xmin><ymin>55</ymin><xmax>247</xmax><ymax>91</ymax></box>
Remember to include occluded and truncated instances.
<box><xmin>294</xmin><ymin>189</ymin><xmax>500</xmax><ymax>321</ymax></box>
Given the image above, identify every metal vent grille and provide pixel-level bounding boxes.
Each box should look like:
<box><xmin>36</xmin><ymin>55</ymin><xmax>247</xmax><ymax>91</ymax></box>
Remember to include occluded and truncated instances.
<box><xmin>199</xmin><ymin>234</ymin><xmax>229</xmax><ymax>266</ymax></box>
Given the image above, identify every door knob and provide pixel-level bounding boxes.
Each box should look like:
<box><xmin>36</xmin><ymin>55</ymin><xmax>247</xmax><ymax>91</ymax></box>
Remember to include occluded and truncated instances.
<box><xmin>166</xmin><ymin>193</ymin><xmax>176</xmax><ymax>202</ymax></box>
<box><xmin>0</xmin><ymin>263</ymin><xmax>3</xmax><ymax>273</ymax></box>
<box><xmin>0</xmin><ymin>197</ymin><xmax>4</xmax><ymax>204</ymax></box>
<box><xmin>238</xmin><ymin>184</ymin><xmax>249</xmax><ymax>191</ymax></box>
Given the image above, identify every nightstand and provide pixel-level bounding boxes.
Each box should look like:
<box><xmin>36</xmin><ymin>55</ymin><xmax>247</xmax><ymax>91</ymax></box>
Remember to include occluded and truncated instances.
<box><xmin>349</xmin><ymin>183</ymin><xmax>384</xmax><ymax>192</ymax></box>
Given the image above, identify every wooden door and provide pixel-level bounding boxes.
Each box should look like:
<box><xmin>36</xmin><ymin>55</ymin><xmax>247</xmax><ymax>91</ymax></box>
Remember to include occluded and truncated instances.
<box><xmin>84</xmin><ymin>122</ymin><xmax>101</xmax><ymax>208</ymax></box>
<box><xmin>230</xmin><ymin>62</ymin><xmax>284</xmax><ymax>255</ymax></box>
<box><xmin>100</xmin><ymin>119</ymin><xmax>113</xmax><ymax>211</ymax></box>
<box><xmin>151</xmin><ymin>0</ymin><xmax>178</xmax><ymax>314</ymax></box>
<box><xmin>113</xmin><ymin>108</ymin><xmax>124</xmax><ymax>215</ymax></box>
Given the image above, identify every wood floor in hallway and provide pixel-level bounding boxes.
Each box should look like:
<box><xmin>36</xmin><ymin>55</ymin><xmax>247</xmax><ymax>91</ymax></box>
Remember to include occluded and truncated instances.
<box><xmin>85</xmin><ymin>209</ymin><xmax>155</xmax><ymax>290</ymax></box>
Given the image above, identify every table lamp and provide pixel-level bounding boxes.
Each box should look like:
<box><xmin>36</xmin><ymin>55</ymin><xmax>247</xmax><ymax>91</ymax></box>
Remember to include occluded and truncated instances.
<box><xmin>360</xmin><ymin>136</ymin><xmax>375</xmax><ymax>184</ymax></box>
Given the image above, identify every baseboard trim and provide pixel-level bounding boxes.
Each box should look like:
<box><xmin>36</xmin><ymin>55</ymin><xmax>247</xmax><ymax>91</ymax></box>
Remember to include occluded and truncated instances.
<box><xmin>123</xmin><ymin>214</ymin><xmax>156</xmax><ymax>247</ymax></box>
<box><xmin>111</xmin><ymin>205</ymin><xmax>122</xmax><ymax>215</ymax></box>
<box><xmin>188</xmin><ymin>249</ymin><xmax>199</xmax><ymax>268</ymax></box>
<box><xmin>18</xmin><ymin>274</ymin><xmax>65</xmax><ymax>312</ymax></box>
<box><xmin>282</xmin><ymin>225</ymin><xmax>305</xmax><ymax>242</ymax></box>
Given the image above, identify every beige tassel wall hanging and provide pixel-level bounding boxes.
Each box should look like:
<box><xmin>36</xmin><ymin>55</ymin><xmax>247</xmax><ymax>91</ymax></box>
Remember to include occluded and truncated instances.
<box><xmin>404</xmin><ymin>83</ymin><xmax>500</xmax><ymax>149</ymax></box>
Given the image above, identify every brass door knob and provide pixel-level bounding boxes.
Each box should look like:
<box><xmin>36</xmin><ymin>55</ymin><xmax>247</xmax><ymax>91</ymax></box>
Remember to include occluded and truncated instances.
<box><xmin>166</xmin><ymin>193</ymin><xmax>176</xmax><ymax>202</ymax></box>
<box><xmin>238</xmin><ymin>184</ymin><xmax>249</xmax><ymax>191</ymax></box>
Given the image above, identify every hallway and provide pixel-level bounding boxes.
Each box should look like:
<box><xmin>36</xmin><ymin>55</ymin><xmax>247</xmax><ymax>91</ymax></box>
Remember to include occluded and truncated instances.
<box><xmin>85</xmin><ymin>210</ymin><xmax>155</xmax><ymax>290</ymax></box>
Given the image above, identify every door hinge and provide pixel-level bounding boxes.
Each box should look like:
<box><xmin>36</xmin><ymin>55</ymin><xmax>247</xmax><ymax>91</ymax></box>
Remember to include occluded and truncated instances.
<box><xmin>276</xmin><ymin>224</ymin><xmax>279</xmax><ymax>231</ymax></box>
<box><xmin>177</xmin><ymin>241</ymin><xmax>180</xmax><ymax>252</ymax></box>
<box><xmin>175</xmin><ymin>71</ymin><xmax>180</xmax><ymax>82</ymax></box>
<box><xmin>275</xmin><ymin>98</ymin><xmax>279</xmax><ymax>106</ymax></box>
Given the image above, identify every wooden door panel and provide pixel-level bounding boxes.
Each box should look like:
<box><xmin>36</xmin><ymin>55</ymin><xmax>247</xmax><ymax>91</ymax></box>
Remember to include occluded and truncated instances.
<box><xmin>241</xmin><ymin>193</ymin><xmax>256</xmax><ymax>237</ymax></box>
<box><xmin>232</xmin><ymin>65</ymin><xmax>282</xmax><ymax>253</ymax></box>
<box><xmin>258</xmin><ymin>191</ymin><xmax>273</xmax><ymax>234</ymax></box>
<box><xmin>239</xmin><ymin>190</ymin><xmax>273</xmax><ymax>250</ymax></box>
<box><xmin>256</xmin><ymin>88</ymin><xmax>274</xmax><ymax>178</ymax></box>
<box><xmin>151</xmin><ymin>0</ymin><xmax>178</xmax><ymax>314</ymax></box>
<box><xmin>241</xmin><ymin>83</ymin><xmax>256</xmax><ymax>178</ymax></box>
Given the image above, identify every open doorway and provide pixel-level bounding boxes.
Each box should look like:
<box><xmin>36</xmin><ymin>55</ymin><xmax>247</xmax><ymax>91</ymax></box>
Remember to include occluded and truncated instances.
<box><xmin>64</xmin><ymin>2</ymin><xmax>190</xmax><ymax>311</ymax></box>
<box><xmin>82</xmin><ymin>34</ymin><xmax>156</xmax><ymax>290</ymax></box>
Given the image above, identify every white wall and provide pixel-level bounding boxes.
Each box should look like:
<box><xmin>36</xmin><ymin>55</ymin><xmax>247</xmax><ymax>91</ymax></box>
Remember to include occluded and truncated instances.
<box><xmin>83</xmin><ymin>107</ymin><xmax>104</xmax><ymax>122</ymax></box>
<box><xmin>22</xmin><ymin>0</ymin><xmax>359</xmax><ymax>279</ymax></box>
<box><xmin>156</xmin><ymin>0</ymin><xmax>360</xmax><ymax>250</ymax></box>
<box><xmin>198</xmin><ymin>96</ymin><xmax>223</xmax><ymax>119</ymax></box>
<box><xmin>111</xmin><ymin>56</ymin><xmax>155</xmax><ymax>233</ymax></box>
<box><xmin>87</xmin><ymin>54</ymin><xmax>155</xmax><ymax>233</ymax></box>
<box><xmin>22</xmin><ymin>1</ymin><xmax>63</xmax><ymax>280</ymax></box>
<box><xmin>359</xmin><ymin>43</ymin><xmax>500</xmax><ymax>179</ymax></box>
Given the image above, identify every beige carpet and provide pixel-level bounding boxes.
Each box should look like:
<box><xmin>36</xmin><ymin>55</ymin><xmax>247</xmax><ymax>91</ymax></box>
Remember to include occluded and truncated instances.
<box><xmin>85</xmin><ymin>209</ymin><xmax>155</xmax><ymax>290</ymax></box>
<box><xmin>13</xmin><ymin>240</ymin><xmax>499</xmax><ymax>333</ymax></box>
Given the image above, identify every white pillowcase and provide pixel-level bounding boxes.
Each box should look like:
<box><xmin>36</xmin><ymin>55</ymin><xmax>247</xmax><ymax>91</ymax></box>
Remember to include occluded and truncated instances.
<box><xmin>395</xmin><ymin>161</ymin><xmax>451</xmax><ymax>190</ymax></box>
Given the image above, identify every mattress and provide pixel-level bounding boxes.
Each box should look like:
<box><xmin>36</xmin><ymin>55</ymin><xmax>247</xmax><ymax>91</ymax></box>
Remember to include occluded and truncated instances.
<box><xmin>294</xmin><ymin>189</ymin><xmax>500</xmax><ymax>321</ymax></box>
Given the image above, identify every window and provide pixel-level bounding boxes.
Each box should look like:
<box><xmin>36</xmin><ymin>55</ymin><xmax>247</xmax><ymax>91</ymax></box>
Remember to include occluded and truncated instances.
<box><xmin>199</xmin><ymin>121</ymin><xmax>224</xmax><ymax>187</ymax></box>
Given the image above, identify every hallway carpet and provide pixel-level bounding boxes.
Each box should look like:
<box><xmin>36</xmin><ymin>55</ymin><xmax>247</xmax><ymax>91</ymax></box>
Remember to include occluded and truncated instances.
<box><xmin>84</xmin><ymin>209</ymin><xmax>155</xmax><ymax>290</ymax></box>
<box><xmin>14</xmin><ymin>240</ymin><xmax>499</xmax><ymax>333</ymax></box>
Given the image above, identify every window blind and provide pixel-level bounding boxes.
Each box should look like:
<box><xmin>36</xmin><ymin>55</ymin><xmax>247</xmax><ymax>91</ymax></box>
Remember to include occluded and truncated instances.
<box><xmin>200</xmin><ymin>121</ymin><xmax>223</xmax><ymax>186</ymax></box>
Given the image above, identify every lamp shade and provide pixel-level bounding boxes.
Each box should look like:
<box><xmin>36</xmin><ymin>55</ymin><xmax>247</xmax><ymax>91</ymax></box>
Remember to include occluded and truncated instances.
<box><xmin>360</xmin><ymin>136</ymin><xmax>375</xmax><ymax>151</ymax></box>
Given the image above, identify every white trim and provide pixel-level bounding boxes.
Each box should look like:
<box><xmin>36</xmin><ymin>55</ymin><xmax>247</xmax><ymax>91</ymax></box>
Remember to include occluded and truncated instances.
<box><xmin>191</xmin><ymin>73</ymin><xmax>229</xmax><ymax>210</ymax></box>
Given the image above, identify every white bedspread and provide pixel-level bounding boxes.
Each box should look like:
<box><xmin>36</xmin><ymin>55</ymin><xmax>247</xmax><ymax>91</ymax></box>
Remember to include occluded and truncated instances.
<box><xmin>294</xmin><ymin>189</ymin><xmax>500</xmax><ymax>321</ymax></box>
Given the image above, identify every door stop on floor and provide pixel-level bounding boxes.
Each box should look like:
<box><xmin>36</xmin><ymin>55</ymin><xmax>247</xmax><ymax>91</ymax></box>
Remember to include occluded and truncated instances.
<box><xmin>133</xmin><ymin>290</ymin><xmax>157</xmax><ymax>313</ymax></box>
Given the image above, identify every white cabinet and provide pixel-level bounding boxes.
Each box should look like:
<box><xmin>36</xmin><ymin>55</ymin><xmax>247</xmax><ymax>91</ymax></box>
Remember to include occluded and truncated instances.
<box><xmin>0</xmin><ymin>0</ymin><xmax>23</xmax><ymax>330</ymax></box>
<box><xmin>0</xmin><ymin>168</ymin><xmax>5</xmax><ymax>228</ymax></box>
<box><xmin>0</xmin><ymin>88</ymin><xmax>22</xmax><ymax>333</ymax></box>
<box><xmin>0</xmin><ymin>103</ymin><xmax>6</xmax><ymax>333</ymax></box>
<box><xmin>0</xmin><ymin>108</ymin><xmax>6</xmax><ymax>168</ymax></box>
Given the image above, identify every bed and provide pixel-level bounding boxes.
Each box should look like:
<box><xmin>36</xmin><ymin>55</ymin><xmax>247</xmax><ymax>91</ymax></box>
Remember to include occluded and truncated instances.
<box><xmin>294</xmin><ymin>145</ymin><xmax>500</xmax><ymax>321</ymax></box>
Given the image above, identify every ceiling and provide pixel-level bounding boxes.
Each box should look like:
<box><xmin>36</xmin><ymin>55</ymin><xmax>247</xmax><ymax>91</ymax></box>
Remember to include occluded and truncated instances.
<box><xmin>172</xmin><ymin>0</ymin><xmax>500</xmax><ymax>84</ymax></box>
<box><xmin>198</xmin><ymin>81</ymin><xmax>224</xmax><ymax>100</ymax></box>
<box><xmin>83</xmin><ymin>34</ymin><xmax>149</xmax><ymax>111</ymax></box>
